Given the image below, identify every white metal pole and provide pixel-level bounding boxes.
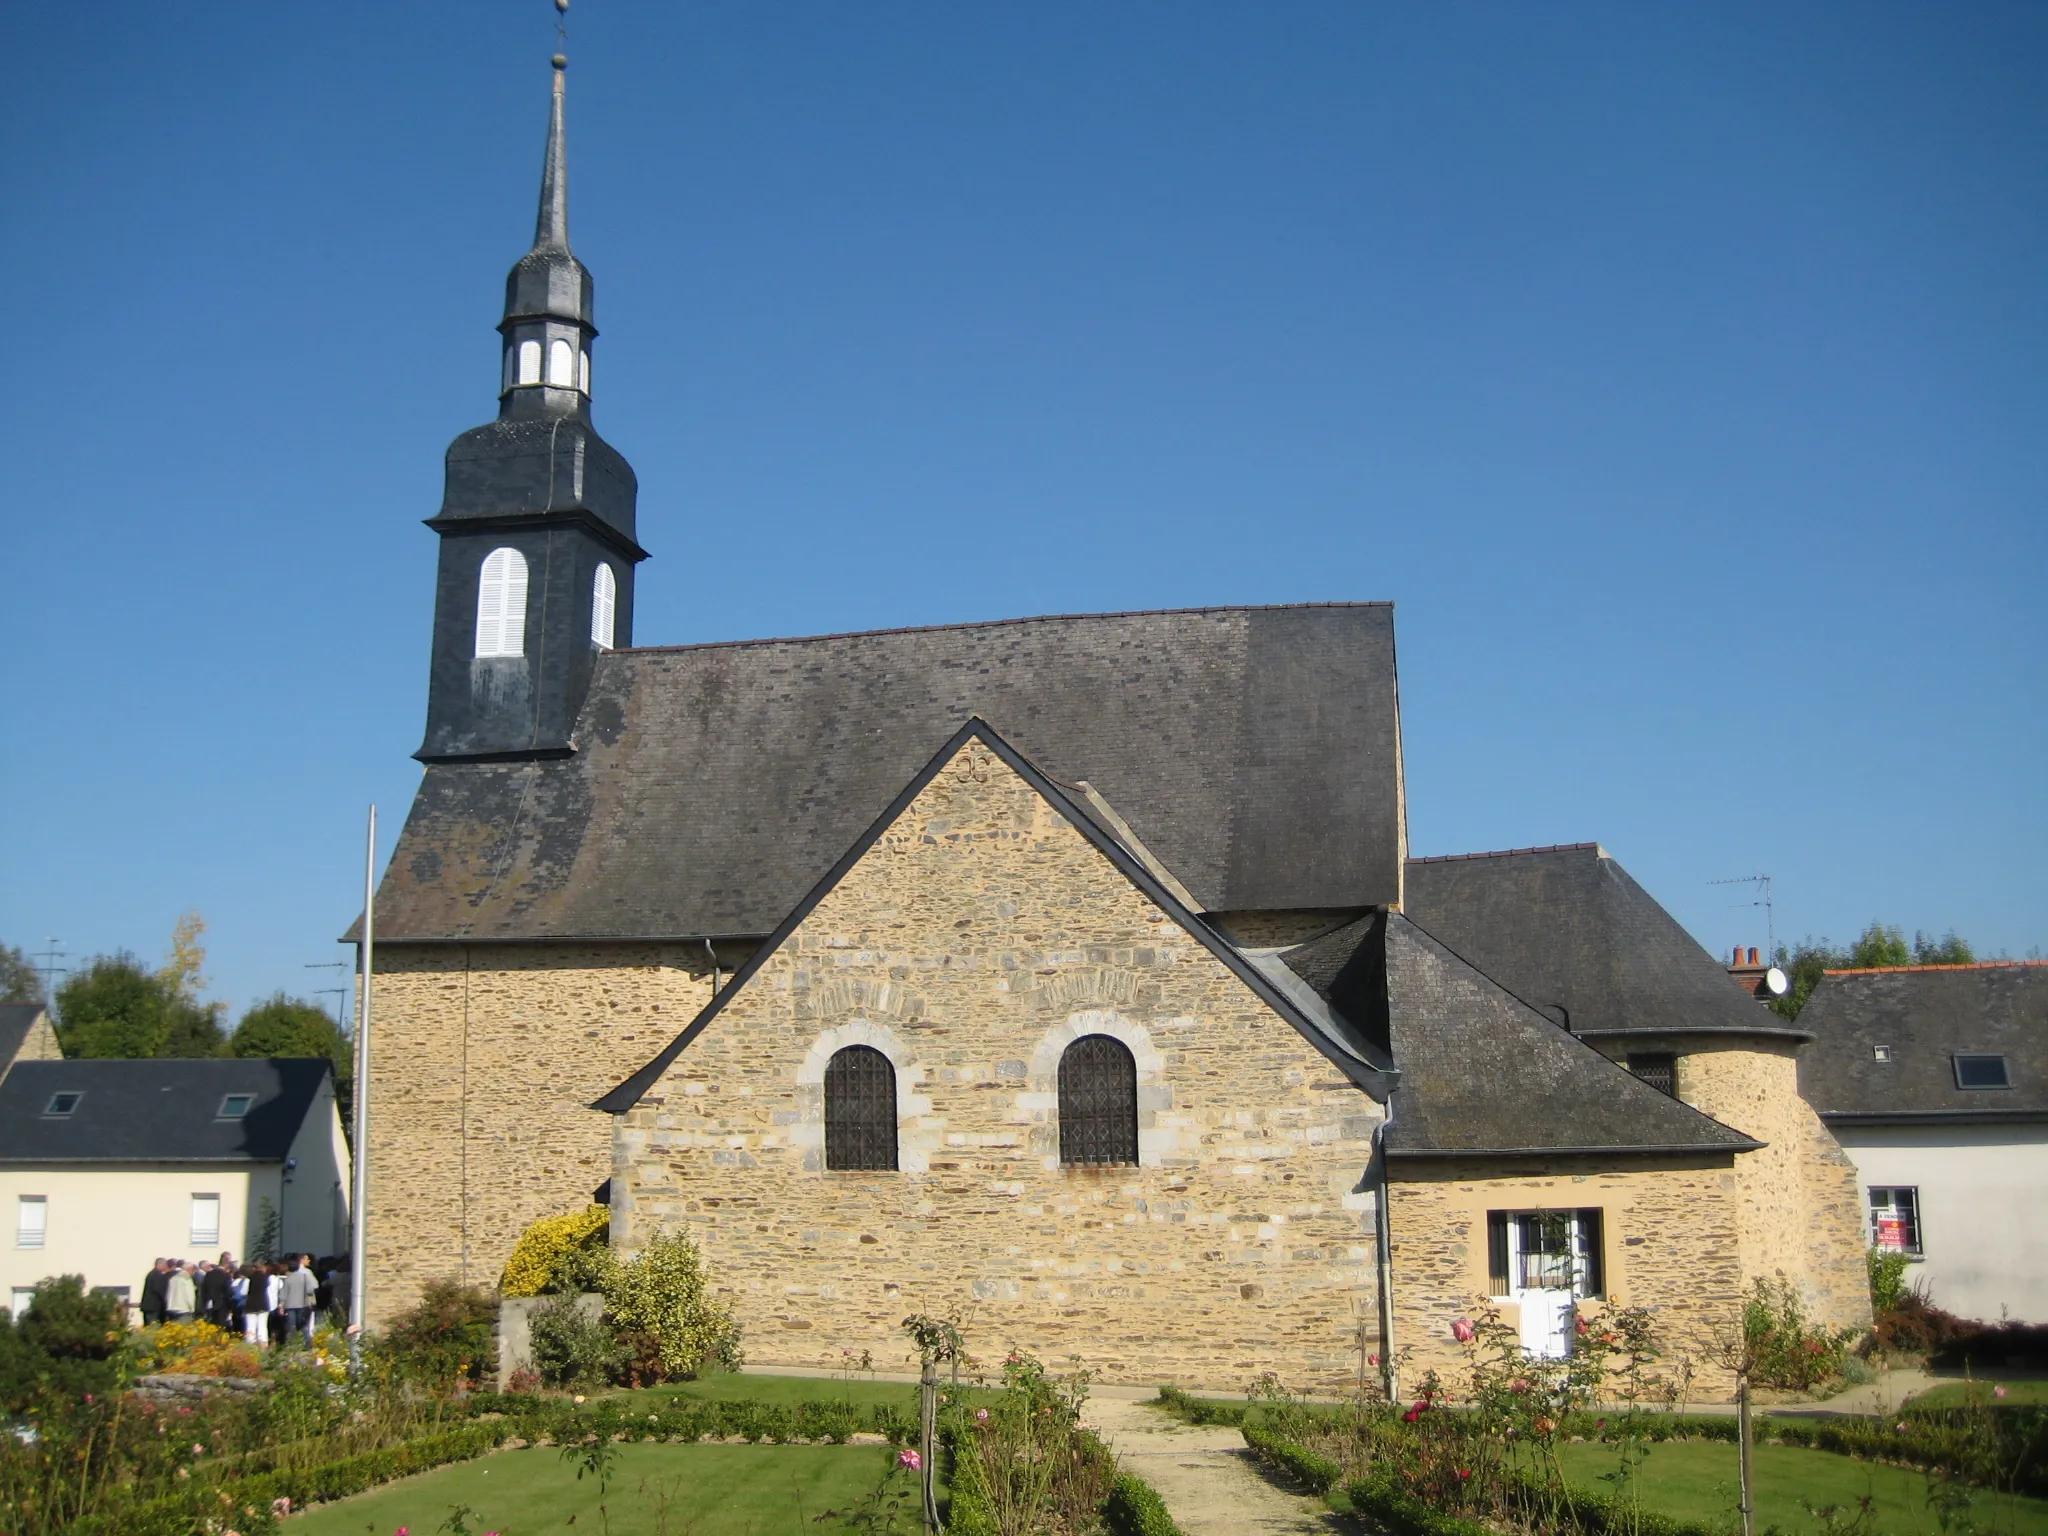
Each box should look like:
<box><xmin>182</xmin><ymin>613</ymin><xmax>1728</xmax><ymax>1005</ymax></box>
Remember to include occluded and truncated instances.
<box><xmin>347</xmin><ymin>806</ymin><xmax>376</xmax><ymax>1371</ymax></box>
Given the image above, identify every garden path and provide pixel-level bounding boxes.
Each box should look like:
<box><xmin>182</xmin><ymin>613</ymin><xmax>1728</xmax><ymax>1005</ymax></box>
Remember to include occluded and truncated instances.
<box><xmin>1082</xmin><ymin>1395</ymin><xmax>1344</xmax><ymax>1536</ymax></box>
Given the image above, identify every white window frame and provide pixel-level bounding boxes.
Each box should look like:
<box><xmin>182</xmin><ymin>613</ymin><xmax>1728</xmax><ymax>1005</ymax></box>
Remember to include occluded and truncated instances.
<box><xmin>217</xmin><ymin>1093</ymin><xmax>255</xmax><ymax>1120</ymax></box>
<box><xmin>16</xmin><ymin>1196</ymin><xmax>46</xmax><ymax>1250</ymax></box>
<box><xmin>189</xmin><ymin>1193</ymin><xmax>221</xmax><ymax>1248</ymax></box>
<box><xmin>1868</xmin><ymin>1186</ymin><xmax>1922</xmax><ymax>1256</ymax></box>
<box><xmin>591</xmin><ymin>563</ymin><xmax>617</xmax><ymax>649</ymax></box>
<box><xmin>475</xmin><ymin>547</ymin><xmax>530</xmax><ymax>659</ymax></box>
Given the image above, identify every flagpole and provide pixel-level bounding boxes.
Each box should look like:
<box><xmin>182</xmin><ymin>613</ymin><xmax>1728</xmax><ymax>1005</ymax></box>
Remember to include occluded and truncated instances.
<box><xmin>347</xmin><ymin>805</ymin><xmax>376</xmax><ymax>1373</ymax></box>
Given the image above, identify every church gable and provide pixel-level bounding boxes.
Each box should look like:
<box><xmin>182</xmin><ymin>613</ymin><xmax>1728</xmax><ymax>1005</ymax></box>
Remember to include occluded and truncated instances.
<box><xmin>606</xmin><ymin>721</ymin><xmax>1388</xmax><ymax>1388</ymax></box>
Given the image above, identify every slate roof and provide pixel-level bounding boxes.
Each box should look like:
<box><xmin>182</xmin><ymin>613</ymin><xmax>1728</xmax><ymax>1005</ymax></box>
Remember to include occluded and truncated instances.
<box><xmin>594</xmin><ymin>718</ymin><xmax>1397</xmax><ymax>1113</ymax></box>
<box><xmin>1797</xmin><ymin>964</ymin><xmax>2048</xmax><ymax>1123</ymax></box>
<box><xmin>0</xmin><ymin>1059</ymin><xmax>333</xmax><ymax>1164</ymax></box>
<box><xmin>1283</xmin><ymin>914</ymin><xmax>1758</xmax><ymax>1157</ymax></box>
<box><xmin>373</xmin><ymin>603</ymin><xmax>1403</xmax><ymax>943</ymax></box>
<box><xmin>0</xmin><ymin>1004</ymin><xmax>50</xmax><ymax>1068</ymax></box>
<box><xmin>1401</xmin><ymin>844</ymin><xmax>1800</xmax><ymax>1041</ymax></box>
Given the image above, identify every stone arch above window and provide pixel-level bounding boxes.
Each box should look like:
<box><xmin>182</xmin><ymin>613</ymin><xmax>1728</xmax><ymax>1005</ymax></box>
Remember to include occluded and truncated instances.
<box><xmin>794</xmin><ymin>1021</ymin><xmax>931</xmax><ymax>1175</ymax></box>
<box><xmin>823</xmin><ymin>1045</ymin><xmax>897</xmax><ymax>1171</ymax></box>
<box><xmin>1025</xmin><ymin>1010</ymin><xmax>1173</xmax><ymax>1168</ymax></box>
<box><xmin>1058</xmin><ymin>1034</ymin><xmax>1138</xmax><ymax>1165</ymax></box>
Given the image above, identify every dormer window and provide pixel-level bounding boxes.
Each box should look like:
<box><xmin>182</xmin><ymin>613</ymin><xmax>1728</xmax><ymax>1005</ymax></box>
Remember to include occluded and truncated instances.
<box><xmin>1954</xmin><ymin>1054</ymin><xmax>2011</xmax><ymax>1090</ymax></box>
<box><xmin>475</xmin><ymin>547</ymin><xmax>530</xmax><ymax>659</ymax></box>
<box><xmin>216</xmin><ymin>1094</ymin><xmax>255</xmax><ymax>1120</ymax></box>
<box><xmin>548</xmin><ymin>338</ymin><xmax>576</xmax><ymax>388</ymax></box>
<box><xmin>42</xmin><ymin>1092</ymin><xmax>80</xmax><ymax>1117</ymax></box>
<box><xmin>517</xmin><ymin>339</ymin><xmax>542</xmax><ymax>386</ymax></box>
<box><xmin>1873</xmin><ymin>1044</ymin><xmax>1893</xmax><ymax>1063</ymax></box>
<box><xmin>591</xmin><ymin>564</ymin><xmax>617</xmax><ymax>649</ymax></box>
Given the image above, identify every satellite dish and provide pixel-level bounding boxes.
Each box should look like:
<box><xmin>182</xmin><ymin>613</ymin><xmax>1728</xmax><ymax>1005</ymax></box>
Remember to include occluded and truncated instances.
<box><xmin>1764</xmin><ymin>966</ymin><xmax>1789</xmax><ymax>997</ymax></box>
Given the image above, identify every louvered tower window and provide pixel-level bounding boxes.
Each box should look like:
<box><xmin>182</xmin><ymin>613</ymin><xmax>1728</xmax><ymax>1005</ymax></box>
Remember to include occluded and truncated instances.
<box><xmin>591</xmin><ymin>564</ymin><xmax>617</xmax><ymax>649</ymax></box>
<box><xmin>824</xmin><ymin>1046</ymin><xmax>897</xmax><ymax>1171</ymax></box>
<box><xmin>475</xmin><ymin>547</ymin><xmax>529</xmax><ymax>658</ymax></box>
<box><xmin>548</xmin><ymin>338</ymin><xmax>576</xmax><ymax>388</ymax></box>
<box><xmin>516</xmin><ymin>339</ymin><xmax>542</xmax><ymax>385</ymax></box>
<box><xmin>1058</xmin><ymin>1035</ymin><xmax>1139</xmax><ymax>1166</ymax></box>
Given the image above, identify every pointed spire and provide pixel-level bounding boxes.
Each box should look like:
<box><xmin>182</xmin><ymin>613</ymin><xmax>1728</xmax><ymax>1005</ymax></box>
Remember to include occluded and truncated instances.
<box><xmin>534</xmin><ymin>58</ymin><xmax>570</xmax><ymax>252</ymax></box>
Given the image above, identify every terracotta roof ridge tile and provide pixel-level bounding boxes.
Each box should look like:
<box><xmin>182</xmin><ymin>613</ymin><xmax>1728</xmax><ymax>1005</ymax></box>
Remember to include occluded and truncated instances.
<box><xmin>1823</xmin><ymin>960</ymin><xmax>2048</xmax><ymax>976</ymax></box>
<box><xmin>611</xmin><ymin>601</ymin><xmax>1393</xmax><ymax>656</ymax></box>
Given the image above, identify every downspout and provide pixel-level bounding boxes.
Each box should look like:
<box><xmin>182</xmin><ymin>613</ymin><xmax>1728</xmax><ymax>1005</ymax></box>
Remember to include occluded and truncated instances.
<box><xmin>703</xmin><ymin>938</ymin><xmax>721</xmax><ymax>998</ymax></box>
<box><xmin>1374</xmin><ymin>1099</ymin><xmax>1398</xmax><ymax>1403</ymax></box>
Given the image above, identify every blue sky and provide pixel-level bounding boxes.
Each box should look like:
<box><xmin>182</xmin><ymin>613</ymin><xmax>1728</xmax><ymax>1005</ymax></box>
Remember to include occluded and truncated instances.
<box><xmin>4</xmin><ymin>3</ymin><xmax>2042</xmax><ymax>1020</ymax></box>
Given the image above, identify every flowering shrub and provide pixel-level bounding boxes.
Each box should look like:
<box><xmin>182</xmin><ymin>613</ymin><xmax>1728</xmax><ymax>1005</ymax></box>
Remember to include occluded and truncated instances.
<box><xmin>598</xmin><ymin>1230</ymin><xmax>741</xmax><ymax>1383</ymax></box>
<box><xmin>946</xmin><ymin>1350</ymin><xmax>1116</xmax><ymax>1536</ymax></box>
<box><xmin>498</xmin><ymin>1204</ymin><xmax>611</xmax><ymax>1297</ymax></box>
<box><xmin>1742</xmin><ymin>1277</ymin><xmax>1856</xmax><ymax>1392</ymax></box>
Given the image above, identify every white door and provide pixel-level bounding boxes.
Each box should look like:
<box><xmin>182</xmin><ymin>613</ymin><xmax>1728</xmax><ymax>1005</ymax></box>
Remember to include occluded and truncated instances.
<box><xmin>1510</xmin><ymin>1212</ymin><xmax>1580</xmax><ymax>1359</ymax></box>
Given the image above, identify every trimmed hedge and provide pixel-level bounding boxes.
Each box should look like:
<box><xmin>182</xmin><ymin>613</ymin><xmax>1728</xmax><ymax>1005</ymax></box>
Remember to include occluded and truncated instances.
<box><xmin>1241</xmin><ymin>1418</ymin><xmax>1342</xmax><ymax>1494</ymax></box>
<box><xmin>1152</xmin><ymin>1384</ymin><xmax>1251</xmax><ymax>1426</ymax></box>
<box><xmin>1104</xmin><ymin>1471</ymin><xmax>1184</xmax><ymax>1536</ymax></box>
<box><xmin>1344</xmin><ymin>1470</ymin><xmax>1495</xmax><ymax>1536</ymax></box>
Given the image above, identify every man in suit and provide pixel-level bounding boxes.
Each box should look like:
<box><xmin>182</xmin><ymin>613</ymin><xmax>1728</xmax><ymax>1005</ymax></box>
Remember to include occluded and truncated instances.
<box><xmin>139</xmin><ymin>1258</ymin><xmax>171</xmax><ymax>1326</ymax></box>
<box><xmin>198</xmin><ymin>1258</ymin><xmax>234</xmax><ymax>1331</ymax></box>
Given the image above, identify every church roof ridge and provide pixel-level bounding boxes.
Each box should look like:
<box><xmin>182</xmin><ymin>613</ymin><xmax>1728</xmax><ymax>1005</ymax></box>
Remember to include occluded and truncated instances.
<box><xmin>1408</xmin><ymin>842</ymin><xmax>1603</xmax><ymax>865</ymax></box>
<box><xmin>613</xmin><ymin>601</ymin><xmax>1395</xmax><ymax>656</ymax></box>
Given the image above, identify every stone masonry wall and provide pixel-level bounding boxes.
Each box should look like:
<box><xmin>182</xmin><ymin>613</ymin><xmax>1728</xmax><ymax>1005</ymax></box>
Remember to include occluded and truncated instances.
<box><xmin>1676</xmin><ymin>1046</ymin><xmax>1872</xmax><ymax>1332</ymax></box>
<box><xmin>1389</xmin><ymin>1158</ymin><xmax>1747</xmax><ymax>1402</ymax></box>
<box><xmin>364</xmin><ymin>943</ymin><xmax>717</xmax><ymax>1324</ymax></box>
<box><xmin>612</xmin><ymin>740</ymin><xmax>1387</xmax><ymax>1393</ymax></box>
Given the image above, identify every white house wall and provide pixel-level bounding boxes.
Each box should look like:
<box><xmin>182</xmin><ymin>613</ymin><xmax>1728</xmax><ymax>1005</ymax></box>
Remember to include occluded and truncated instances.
<box><xmin>1</xmin><ymin>1165</ymin><xmax>261</xmax><ymax>1312</ymax></box>
<box><xmin>280</xmin><ymin>1078</ymin><xmax>352</xmax><ymax>1259</ymax></box>
<box><xmin>1832</xmin><ymin>1122</ymin><xmax>2048</xmax><ymax>1324</ymax></box>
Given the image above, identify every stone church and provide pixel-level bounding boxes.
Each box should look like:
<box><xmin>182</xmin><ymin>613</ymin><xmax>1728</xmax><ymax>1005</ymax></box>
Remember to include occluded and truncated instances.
<box><xmin>361</xmin><ymin>57</ymin><xmax>1869</xmax><ymax>1396</ymax></box>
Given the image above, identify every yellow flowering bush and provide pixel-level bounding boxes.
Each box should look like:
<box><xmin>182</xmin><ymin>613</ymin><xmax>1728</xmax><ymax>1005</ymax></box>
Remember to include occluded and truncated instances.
<box><xmin>499</xmin><ymin>1203</ymin><xmax>611</xmax><ymax>1297</ymax></box>
<box><xmin>144</xmin><ymin>1319</ymin><xmax>262</xmax><ymax>1378</ymax></box>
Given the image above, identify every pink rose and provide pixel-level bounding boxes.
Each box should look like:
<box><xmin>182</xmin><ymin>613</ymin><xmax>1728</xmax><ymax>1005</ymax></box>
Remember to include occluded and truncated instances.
<box><xmin>899</xmin><ymin>1448</ymin><xmax>923</xmax><ymax>1471</ymax></box>
<box><xmin>975</xmin><ymin>1408</ymin><xmax>989</xmax><ymax>1422</ymax></box>
<box><xmin>1451</xmin><ymin>1318</ymin><xmax>1476</xmax><ymax>1343</ymax></box>
<box><xmin>1995</xmin><ymin>1386</ymin><xmax>2008</xmax><ymax>1399</ymax></box>
<box><xmin>1367</xmin><ymin>1354</ymin><xmax>1379</xmax><ymax>1366</ymax></box>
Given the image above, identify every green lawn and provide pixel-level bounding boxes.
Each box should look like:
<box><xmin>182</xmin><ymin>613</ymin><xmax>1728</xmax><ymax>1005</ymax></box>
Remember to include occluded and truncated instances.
<box><xmin>1907</xmin><ymin>1377</ymin><xmax>2048</xmax><ymax>1411</ymax></box>
<box><xmin>1551</xmin><ymin>1439</ymin><xmax>2048</xmax><ymax>1536</ymax></box>
<box><xmin>287</xmin><ymin>1442</ymin><xmax>911</xmax><ymax>1535</ymax></box>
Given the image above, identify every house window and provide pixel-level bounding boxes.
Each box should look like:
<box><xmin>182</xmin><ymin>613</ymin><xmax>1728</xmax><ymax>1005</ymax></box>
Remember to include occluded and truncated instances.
<box><xmin>43</xmin><ymin>1091</ymin><xmax>81</xmax><ymax>1116</ymax></box>
<box><xmin>1486</xmin><ymin>1209</ymin><xmax>1604</xmax><ymax>1359</ymax></box>
<box><xmin>517</xmin><ymin>338</ymin><xmax>542</xmax><ymax>385</ymax></box>
<box><xmin>591</xmin><ymin>563</ymin><xmax>617</xmax><ymax>649</ymax></box>
<box><xmin>217</xmin><ymin>1094</ymin><xmax>255</xmax><ymax>1120</ymax></box>
<box><xmin>16</xmin><ymin>1196</ymin><xmax>46</xmax><ymax>1250</ymax></box>
<box><xmin>189</xmin><ymin>1194</ymin><xmax>221</xmax><ymax>1248</ymax></box>
<box><xmin>823</xmin><ymin>1046</ymin><xmax>897</xmax><ymax>1171</ymax></box>
<box><xmin>1627</xmin><ymin>1054</ymin><xmax>1676</xmax><ymax>1097</ymax></box>
<box><xmin>1869</xmin><ymin>1187</ymin><xmax>1921</xmax><ymax>1255</ymax></box>
<box><xmin>1873</xmin><ymin>1044</ymin><xmax>1893</xmax><ymax>1063</ymax></box>
<box><xmin>1953</xmin><ymin>1054</ymin><xmax>2011</xmax><ymax>1090</ymax></box>
<box><xmin>9</xmin><ymin>1288</ymin><xmax>33</xmax><ymax>1319</ymax></box>
<box><xmin>548</xmin><ymin>338</ymin><xmax>576</xmax><ymax>387</ymax></box>
<box><xmin>1058</xmin><ymin>1035</ymin><xmax>1139</xmax><ymax>1166</ymax></box>
<box><xmin>475</xmin><ymin>547</ymin><xmax>529</xmax><ymax>659</ymax></box>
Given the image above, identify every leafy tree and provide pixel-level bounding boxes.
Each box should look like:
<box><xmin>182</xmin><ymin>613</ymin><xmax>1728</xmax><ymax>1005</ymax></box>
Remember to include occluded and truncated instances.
<box><xmin>231</xmin><ymin>992</ymin><xmax>353</xmax><ymax>1130</ymax></box>
<box><xmin>0</xmin><ymin>943</ymin><xmax>45</xmax><ymax>1003</ymax></box>
<box><xmin>54</xmin><ymin>953</ymin><xmax>224</xmax><ymax>1058</ymax></box>
<box><xmin>1771</xmin><ymin>921</ymin><xmax>1980</xmax><ymax>1020</ymax></box>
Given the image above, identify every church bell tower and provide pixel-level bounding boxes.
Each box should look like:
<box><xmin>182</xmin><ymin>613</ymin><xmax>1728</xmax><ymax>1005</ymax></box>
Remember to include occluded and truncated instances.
<box><xmin>417</xmin><ymin>47</ymin><xmax>646</xmax><ymax>763</ymax></box>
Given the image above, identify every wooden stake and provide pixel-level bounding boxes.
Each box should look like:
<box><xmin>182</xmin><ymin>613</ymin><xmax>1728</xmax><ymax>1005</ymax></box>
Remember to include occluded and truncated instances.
<box><xmin>1736</xmin><ymin>1372</ymin><xmax>1755</xmax><ymax>1536</ymax></box>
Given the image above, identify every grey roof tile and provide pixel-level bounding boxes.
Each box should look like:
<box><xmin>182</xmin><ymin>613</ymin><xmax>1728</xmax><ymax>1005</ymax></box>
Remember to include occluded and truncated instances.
<box><xmin>0</xmin><ymin>1059</ymin><xmax>332</xmax><ymax>1164</ymax></box>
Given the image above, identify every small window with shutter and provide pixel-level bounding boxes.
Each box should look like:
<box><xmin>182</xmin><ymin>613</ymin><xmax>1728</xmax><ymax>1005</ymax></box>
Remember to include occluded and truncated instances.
<box><xmin>591</xmin><ymin>564</ymin><xmax>617</xmax><ymax>649</ymax></box>
<box><xmin>475</xmin><ymin>548</ymin><xmax>529</xmax><ymax>659</ymax></box>
<box><xmin>548</xmin><ymin>338</ymin><xmax>576</xmax><ymax>387</ymax></box>
<box><xmin>517</xmin><ymin>339</ymin><xmax>542</xmax><ymax>385</ymax></box>
<box><xmin>16</xmin><ymin>1197</ymin><xmax>46</xmax><ymax>1250</ymax></box>
<box><xmin>189</xmin><ymin>1194</ymin><xmax>221</xmax><ymax>1248</ymax></box>
<box><xmin>824</xmin><ymin>1046</ymin><xmax>897</xmax><ymax>1171</ymax></box>
<box><xmin>1058</xmin><ymin>1035</ymin><xmax>1139</xmax><ymax>1166</ymax></box>
<box><xmin>580</xmin><ymin>348</ymin><xmax>591</xmax><ymax>394</ymax></box>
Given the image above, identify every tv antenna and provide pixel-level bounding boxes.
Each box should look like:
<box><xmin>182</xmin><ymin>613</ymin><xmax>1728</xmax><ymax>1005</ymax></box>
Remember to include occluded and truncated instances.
<box><xmin>1708</xmin><ymin>872</ymin><xmax>1775</xmax><ymax>962</ymax></box>
<box><xmin>306</xmin><ymin>961</ymin><xmax>351</xmax><ymax>1033</ymax></box>
<box><xmin>34</xmin><ymin>939</ymin><xmax>68</xmax><ymax>1006</ymax></box>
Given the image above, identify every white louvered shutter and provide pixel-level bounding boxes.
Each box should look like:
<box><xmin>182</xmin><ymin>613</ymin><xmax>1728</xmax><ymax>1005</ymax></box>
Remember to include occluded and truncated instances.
<box><xmin>476</xmin><ymin>548</ymin><xmax>529</xmax><ymax>658</ymax></box>
<box><xmin>591</xmin><ymin>564</ymin><xmax>616</xmax><ymax>649</ymax></box>
<box><xmin>548</xmin><ymin>338</ymin><xmax>575</xmax><ymax>387</ymax></box>
<box><xmin>517</xmin><ymin>339</ymin><xmax>542</xmax><ymax>385</ymax></box>
<box><xmin>189</xmin><ymin>1194</ymin><xmax>220</xmax><ymax>1247</ymax></box>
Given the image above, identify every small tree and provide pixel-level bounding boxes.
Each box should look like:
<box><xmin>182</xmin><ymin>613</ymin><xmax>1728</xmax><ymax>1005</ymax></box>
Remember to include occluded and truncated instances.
<box><xmin>600</xmin><ymin>1230</ymin><xmax>740</xmax><ymax>1383</ymax></box>
<box><xmin>0</xmin><ymin>943</ymin><xmax>45</xmax><ymax>1004</ymax></box>
<box><xmin>381</xmin><ymin>1279</ymin><xmax>498</xmax><ymax>1393</ymax></box>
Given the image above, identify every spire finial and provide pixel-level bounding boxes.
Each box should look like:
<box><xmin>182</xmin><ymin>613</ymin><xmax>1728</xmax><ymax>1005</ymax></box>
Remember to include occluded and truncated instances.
<box><xmin>535</xmin><ymin>0</ymin><xmax>571</xmax><ymax>249</ymax></box>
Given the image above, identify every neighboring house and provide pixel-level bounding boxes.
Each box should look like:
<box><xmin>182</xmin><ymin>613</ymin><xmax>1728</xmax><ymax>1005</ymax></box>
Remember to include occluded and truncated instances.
<box><xmin>0</xmin><ymin>1059</ymin><xmax>351</xmax><ymax>1317</ymax></box>
<box><xmin>353</xmin><ymin>56</ymin><xmax>1870</xmax><ymax>1397</ymax></box>
<box><xmin>1798</xmin><ymin>962</ymin><xmax>2048</xmax><ymax>1324</ymax></box>
<box><xmin>0</xmin><ymin>1002</ymin><xmax>63</xmax><ymax>1080</ymax></box>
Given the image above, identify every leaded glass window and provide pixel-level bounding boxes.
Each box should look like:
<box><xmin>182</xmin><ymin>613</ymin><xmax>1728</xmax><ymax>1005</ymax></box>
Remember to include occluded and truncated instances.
<box><xmin>1058</xmin><ymin>1035</ymin><xmax>1138</xmax><ymax>1166</ymax></box>
<box><xmin>824</xmin><ymin>1046</ymin><xmax>897</xmax><ymax>1171</ymax></box>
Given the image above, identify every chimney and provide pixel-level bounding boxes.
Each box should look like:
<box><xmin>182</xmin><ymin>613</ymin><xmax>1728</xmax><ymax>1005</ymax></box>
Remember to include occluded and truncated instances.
<box><xmin>1727</xmin><ymin>946</ymin><xmax>1782</xmax><ymax>1000</ymax></box>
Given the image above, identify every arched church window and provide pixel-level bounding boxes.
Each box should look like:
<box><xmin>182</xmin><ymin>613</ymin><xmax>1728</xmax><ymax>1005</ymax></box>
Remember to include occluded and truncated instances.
<box><xmin>579</xmin><ymin>347</ymin><xmax>591</xmax><ymax>394</ymax></box>
<box><xmin>824</xmin><ymin>1045</ymin><xmax>897</xmax><ymax>1171</ymax></box>
<box><xmin>474</xmin><ymin>547</ymin><xmax>529</xmax><ymax>659</ymax></box>
<box><xmin>591</xmin><ymin>563</ymin><xmax>617</xmax><ymax>649</ymax></box>
<box><xmin>548</xmin><ymin>338</ymin><xmax>576</xmax><ymax>388</ymax></box>
<box><xmin>517</xmin><ymin>339</ymin><xmax>542</xmax><ymax>386</ymax></box>
<box><xmin>1058</xmin><ymin>1035</ymin><xmax>1138</xmax><ymax>1166</ymax></box>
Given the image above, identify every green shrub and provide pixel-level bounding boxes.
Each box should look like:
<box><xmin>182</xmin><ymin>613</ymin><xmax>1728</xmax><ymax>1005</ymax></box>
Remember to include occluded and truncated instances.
<box><xmin>527</xmin><ymin>1295</ymin><xmax>623</xmax><ymax>1389</ymax></box>
<box><xmin>1867</xmin><ymin>1247</ymin><xmax>1911</xmax><ymax>1314</ymax></box>
<box><xmin>1743</xmin><ymin>1276</ymin><xmax>1855</xmax><ymax>1391</ymax></box>
<box><xmin>1345</xmin><ymin>1470</ymin><xmax>1495</xmax><ymax>1536</ymax></box>
<box><xmin>1103</xmin><ymin>1471</ymin><xmax>1183</xmax><ymax>1536</ymax></box>
<box><xmin>0</xmin><ymin>1276</ymin><xmax>128</xmax><ymax>1410</ymax></box>
<box><xmin>599</xmin><ymin>1229</ymin><xmax>741</xmax><ymax>1382</ymax></box>
<box><xmin>381</xmin><ymin>1278</ymin><xmax>498</xmax><ymax>1393</ymax></box>
<box><xmin>1241</xmin><ymin>1418</ymin><xmax>1342</xmax><ymax>1493</ymax></box>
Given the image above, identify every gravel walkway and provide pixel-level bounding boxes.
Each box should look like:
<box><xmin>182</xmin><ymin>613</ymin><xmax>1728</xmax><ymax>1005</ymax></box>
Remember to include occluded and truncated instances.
<box><xmin>1084</xmin><ymin>1396</ymin><xmax>1345</xmax><ymax>1536</ymax></box>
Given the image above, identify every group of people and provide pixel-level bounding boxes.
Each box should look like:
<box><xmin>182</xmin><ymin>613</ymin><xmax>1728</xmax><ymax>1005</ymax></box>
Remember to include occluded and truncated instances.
<box><xmin>137</xmin><ymin>1252</ymin><xmax>352</xmax><ymax>1346</ymax></box>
